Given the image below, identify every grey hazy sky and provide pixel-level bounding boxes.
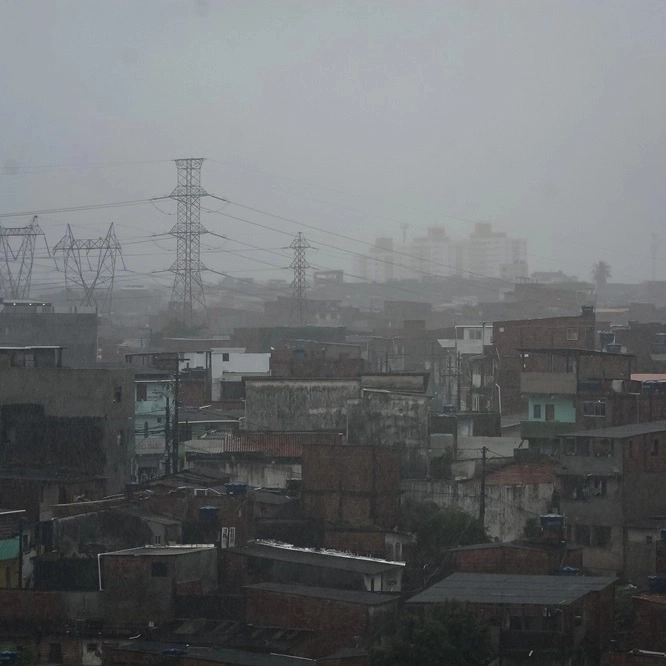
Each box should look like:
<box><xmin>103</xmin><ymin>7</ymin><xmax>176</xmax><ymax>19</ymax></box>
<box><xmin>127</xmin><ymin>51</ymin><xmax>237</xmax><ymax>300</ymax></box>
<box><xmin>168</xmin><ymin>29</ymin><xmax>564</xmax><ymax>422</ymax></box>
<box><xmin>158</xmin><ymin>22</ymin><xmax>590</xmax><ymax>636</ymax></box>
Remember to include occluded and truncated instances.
<box><xmin>1</xmin><ymin>0</ymin><xmax>665</xmax><ymax>296</ymax></box>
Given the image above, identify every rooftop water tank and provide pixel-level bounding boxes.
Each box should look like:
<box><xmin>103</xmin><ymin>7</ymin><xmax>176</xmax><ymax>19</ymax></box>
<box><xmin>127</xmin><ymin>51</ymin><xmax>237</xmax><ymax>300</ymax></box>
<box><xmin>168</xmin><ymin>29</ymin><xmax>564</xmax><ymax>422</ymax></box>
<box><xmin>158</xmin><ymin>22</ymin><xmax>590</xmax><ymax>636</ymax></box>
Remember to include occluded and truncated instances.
<box><xmin>199</xmin><ymin>506</ymin><xmax>219</xmax><ymax>523</ymax></box>
<box><xmin>225</xmin><ymin>481</ymin><xmax>248</xmax><ymax>496</ymax></box>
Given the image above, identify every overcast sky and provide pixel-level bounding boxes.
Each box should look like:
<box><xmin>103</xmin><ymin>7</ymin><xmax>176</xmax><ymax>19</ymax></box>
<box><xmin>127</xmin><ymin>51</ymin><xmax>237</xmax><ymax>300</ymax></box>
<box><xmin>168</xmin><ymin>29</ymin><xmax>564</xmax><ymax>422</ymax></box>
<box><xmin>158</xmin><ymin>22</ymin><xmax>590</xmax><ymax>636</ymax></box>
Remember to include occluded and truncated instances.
<box><xmin>1</xmin><ymin>0</ymin><xmax>665</xmax><ymax>296</ymax></box>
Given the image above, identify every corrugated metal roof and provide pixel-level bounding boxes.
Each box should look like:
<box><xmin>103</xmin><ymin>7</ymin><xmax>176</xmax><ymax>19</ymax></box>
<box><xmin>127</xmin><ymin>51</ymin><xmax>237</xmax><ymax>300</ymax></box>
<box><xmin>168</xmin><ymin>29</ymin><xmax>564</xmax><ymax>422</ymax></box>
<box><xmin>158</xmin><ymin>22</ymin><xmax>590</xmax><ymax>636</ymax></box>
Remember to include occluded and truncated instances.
<box><xmin>245</xmin><ymin>582</ymin><xmax>399</xmax><ymax>605</ymax></box>
<box><xmin>484</xmin><ymin>462</ymin><xmax>558</xmax><ymax>486</ymax></box>
<box><xmin>0</xmin><ymin>537</ymin><xmax>19</xmax><ymax>561</ymax></box>
<box><xmin>407</xmin><ymin>572</ymin><xmax>616</xmax><ymax>606</ymax></box>
<box><xmin>562</xmin><ymin>420</ymin><xmax>666</xmax><ymax>439</ymax></box>
<box><xmin>230</xmin><ymin>541</ymin><xmax>404</xmax><ymax>574</ymax></box>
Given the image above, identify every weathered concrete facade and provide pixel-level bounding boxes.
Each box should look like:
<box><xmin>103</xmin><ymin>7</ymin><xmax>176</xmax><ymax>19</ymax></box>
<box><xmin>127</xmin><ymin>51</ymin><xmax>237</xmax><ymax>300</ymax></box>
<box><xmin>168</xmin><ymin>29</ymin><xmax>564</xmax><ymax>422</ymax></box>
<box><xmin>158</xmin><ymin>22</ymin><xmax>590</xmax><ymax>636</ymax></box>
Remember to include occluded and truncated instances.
<box><xmin>559</xmin><ymin>421</ymin><xmax>666</xmax><ymax>579</ymax></box>
<box><xmin>347</xmin><ymin>391</ymin><xmax>430</xmax><ymax>476</ymax></box>
<box><xmin>244</xmin><ymin>378</ymin><xmax>358</xmax><ymax>432</ymax></box>
<box><xmin>0</xmin><ymin>303</ymin><xmax>97</xmax><ymax>367</ymax></box>
<box><xmin>0</xmin><ymin>365</ymin><xmax>135</xmax><ymax>493</ymax></box>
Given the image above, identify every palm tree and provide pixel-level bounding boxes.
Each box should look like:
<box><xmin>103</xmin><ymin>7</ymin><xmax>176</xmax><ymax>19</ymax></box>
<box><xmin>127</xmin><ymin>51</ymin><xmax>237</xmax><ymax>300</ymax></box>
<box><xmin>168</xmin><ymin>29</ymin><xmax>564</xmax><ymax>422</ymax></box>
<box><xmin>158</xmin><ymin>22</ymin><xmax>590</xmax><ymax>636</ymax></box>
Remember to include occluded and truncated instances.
<box><xmin>591</xmin><ymin>260</ymin><xmax>611</xmax><ymax>295</ymax></box>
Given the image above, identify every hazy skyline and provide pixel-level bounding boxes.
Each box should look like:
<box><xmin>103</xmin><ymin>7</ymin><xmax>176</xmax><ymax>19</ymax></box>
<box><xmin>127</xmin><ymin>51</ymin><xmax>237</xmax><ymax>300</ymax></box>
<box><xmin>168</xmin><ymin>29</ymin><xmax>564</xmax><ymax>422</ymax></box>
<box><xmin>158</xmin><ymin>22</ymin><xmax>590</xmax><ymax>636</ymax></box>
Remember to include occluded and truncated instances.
<box><xmin>1</xmin><ymin>0</ymin><xmax>665</xmax><ymax>297</ymax></box>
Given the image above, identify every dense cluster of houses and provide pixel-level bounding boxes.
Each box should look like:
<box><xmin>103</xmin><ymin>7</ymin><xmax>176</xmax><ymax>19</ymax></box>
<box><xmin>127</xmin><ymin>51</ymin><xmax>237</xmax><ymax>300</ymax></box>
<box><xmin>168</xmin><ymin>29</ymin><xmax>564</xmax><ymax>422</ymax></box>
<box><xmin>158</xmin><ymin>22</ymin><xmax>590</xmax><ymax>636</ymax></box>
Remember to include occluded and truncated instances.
<box><xmin>4</xmin><ymin>298</ymin><xmax>666</xmax><ymax>664</ymax></box>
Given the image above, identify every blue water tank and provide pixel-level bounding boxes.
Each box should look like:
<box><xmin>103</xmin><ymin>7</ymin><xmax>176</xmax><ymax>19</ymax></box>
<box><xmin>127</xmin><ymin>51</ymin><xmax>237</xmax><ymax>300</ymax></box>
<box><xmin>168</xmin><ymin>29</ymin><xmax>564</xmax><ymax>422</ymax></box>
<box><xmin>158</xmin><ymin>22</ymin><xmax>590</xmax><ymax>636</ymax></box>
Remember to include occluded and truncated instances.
<box><xmin>556</xmin><ymin>567</ymin><xmax>581</xmax><ymax>576</ymax></box>
<box><xmin>599</xmin><ymin>331</ymin><xmax>615</xmax><ymax>347</ymax></box>
<box><xmin>540</xmin><ymin>514</ymin><xmax>564</xmax><ymax>531</ymax></box>
<box><xmin>225</xmin><ymin>481</ymin><xmax>248</xmax><ymax>496</ymax></box>
<box><xmin>648</xmin><ymin>575</ymin><xmax>666</xmax><ymax>593</ymax></box>
<box><xmin>199</xmin><ymin>506</ymin><xmax>219</xmax><ymax>523</ymax></box>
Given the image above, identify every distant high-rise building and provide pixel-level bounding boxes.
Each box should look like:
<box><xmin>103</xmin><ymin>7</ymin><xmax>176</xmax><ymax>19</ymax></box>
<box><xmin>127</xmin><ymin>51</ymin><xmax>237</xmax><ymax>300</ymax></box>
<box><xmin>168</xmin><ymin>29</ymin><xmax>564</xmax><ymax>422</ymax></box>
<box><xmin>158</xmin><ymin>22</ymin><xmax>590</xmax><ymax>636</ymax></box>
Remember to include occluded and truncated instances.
<box><xmin>353</xmin><ymin>223</ymin><xmax>527</xmax><ymax>284</ymax></box>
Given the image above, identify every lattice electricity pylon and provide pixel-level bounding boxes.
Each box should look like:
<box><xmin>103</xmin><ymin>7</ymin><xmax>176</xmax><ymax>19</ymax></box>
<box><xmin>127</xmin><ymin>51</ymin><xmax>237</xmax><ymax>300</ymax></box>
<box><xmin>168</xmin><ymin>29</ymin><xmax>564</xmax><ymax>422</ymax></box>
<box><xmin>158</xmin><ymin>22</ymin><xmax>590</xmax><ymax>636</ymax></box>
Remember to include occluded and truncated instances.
<box><xmin>168</xmin><ymin>158</ymin><xmax>209</xmax><ymax>326</ymax></box>
<box><xmin>290</xmin><ymin>232</ymin><xmax>311</xmax><ymax>326</ymax></box>
<box><xmin>0</xmin><ymin>215</ymin><xmax>49</xmax><ymax>299</ymax></box>
<box><xmin>53</xmin><ymin>223</ymin><xmax>123</xmax><ymax>312</ymax></box>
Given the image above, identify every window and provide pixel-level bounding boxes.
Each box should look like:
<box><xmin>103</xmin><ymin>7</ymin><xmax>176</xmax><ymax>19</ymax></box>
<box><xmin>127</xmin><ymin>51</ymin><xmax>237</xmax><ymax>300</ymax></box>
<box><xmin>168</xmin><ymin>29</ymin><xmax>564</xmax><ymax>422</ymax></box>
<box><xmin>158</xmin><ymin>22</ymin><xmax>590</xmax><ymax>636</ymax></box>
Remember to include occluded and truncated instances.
<box><xmin>113</xmin><ymin>386</ymin><xmax>122</xmax><ymax>403</ymax></box>
<box><xmin>153</xmin><ymin>535</ymin><xmax>162</xmax><ymax>545</ymax></box>
<box><xmin>566</xmin><ymin>327</ymin><xmax>579</xmax><ymax>341</ymax></box>
<box><xmin>593</xmin><ymin>526</ymin><xmax>612</xmax><ymax>548</ymax></box>
<box><xmin>136</xmin><ymin>384</ymin><xmax>147</xmax><ymax>401</ymax></box>
<box><xmin>229</xmin><ymin>527</ymin><xmax>236</xmax><ymax>548</ymax></box>
<box><xmin>593</xmin><ymin>438</ymin><xmax>614</xmax><ymax>457</ymax></box>
<box><xmin>151</xmin><ymin>562</ymin><xmax>168</xmax><ymax>577</ymax></box>
<box><xmin>575</xmin><ymin>524</ymin><xmax>591</xmax><ymax>546</ymax></box>
<box><xmin>48</xmin><ymin>644</ymin><xmax>63</xmax><ymax>664</ymax></box>
<box><xmin>222</xmin><ymin>353</ymin><xmax>230</xmax><ymax>362</ymax></box>
<box><xmin>575</xmin><ymin>439</ymin><xmax>591</xmax><ymax>457</ymax></box>
<box><xmin>591</xmin><ymin>477</ymin><xmax>607</xmax><ymax>497</ymax></box>
<box><xmin>583</xmin><ymin>400</ymin><xmax>606</xmax><ymax>417</ymax></box>
<box><xmin>652</xmin><ymin>439</ymin><xmax>660</xmax><ymax>456</ymax></box>
<box><xmin>533</xmin><ymin>404</ymin><xmax>542</xmax><ymax>419</ymax></box>
<box><xmin>545</xmin><ymin>404</ymin><xmax>555</xmax><ymax>422</ymax></box>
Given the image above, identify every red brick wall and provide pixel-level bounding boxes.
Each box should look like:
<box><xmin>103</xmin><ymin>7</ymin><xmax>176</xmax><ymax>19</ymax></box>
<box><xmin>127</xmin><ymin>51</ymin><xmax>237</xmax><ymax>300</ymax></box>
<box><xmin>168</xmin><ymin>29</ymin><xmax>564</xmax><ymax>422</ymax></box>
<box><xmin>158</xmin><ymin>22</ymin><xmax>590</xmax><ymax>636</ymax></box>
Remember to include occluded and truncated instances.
<box><xmin>302</xmin><ymin>444</ymin><xmax>400</xmax><ymax>530</ymax></box>
<box><xmin>245</xmin><ymin>587</ymin><xmax>370</xmax><ymax>658</ymax></box>
<box><xmin>633</xmin><ymin>597</ymin><xmax>666</xmax><ymax>652</ymax></box>
<box><xmin>493</xmin><ymin>312</ymin><xmax>596</xmax><ymax>414</ymax></box>
<box><xmin>0</xmin><ymin>590</ymin><xmax>66</xmax><ymax>628</ymax></box>
<box><xmin>454</xmin><ymin>546</ymin><xmax>551</xmax><ymax>574</ymax></box>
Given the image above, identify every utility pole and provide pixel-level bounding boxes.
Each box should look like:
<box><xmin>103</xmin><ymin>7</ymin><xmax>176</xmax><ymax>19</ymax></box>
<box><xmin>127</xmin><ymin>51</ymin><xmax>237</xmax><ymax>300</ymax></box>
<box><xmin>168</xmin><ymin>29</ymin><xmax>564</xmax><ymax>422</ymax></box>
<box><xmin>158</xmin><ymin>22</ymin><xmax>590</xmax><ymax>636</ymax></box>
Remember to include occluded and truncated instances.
<box><xmin>289</xmin><ymin>232</ymin><xmax>310</xmax><ymax>326</ymax></box>
<box><xmin>172</xmin><ymin>362</ymin><xmax>180</xmax><ymax>475</ymax></box>
<box><xmin>164</xmin><ymin>396</ymin><xmax>171</xmax><ymax>475</ymax></box>
<box><xmin>168</xmin><ymin>158</ymin><xmax>209</xmax><ymax>326</ymax></box>
<box><xmin>479</xmin><ymin>446</ymin><xmax>487</xmax><ymax>528</ymax></box>
<box><xmin>0</xmin><ymin>215</ymin><xmax>49</xmax><ymax>299</ymax></box>
<box><xmin>53</xmin><ymin>223</ymin><xmax>123</xmax><ymax>312</ymax></box>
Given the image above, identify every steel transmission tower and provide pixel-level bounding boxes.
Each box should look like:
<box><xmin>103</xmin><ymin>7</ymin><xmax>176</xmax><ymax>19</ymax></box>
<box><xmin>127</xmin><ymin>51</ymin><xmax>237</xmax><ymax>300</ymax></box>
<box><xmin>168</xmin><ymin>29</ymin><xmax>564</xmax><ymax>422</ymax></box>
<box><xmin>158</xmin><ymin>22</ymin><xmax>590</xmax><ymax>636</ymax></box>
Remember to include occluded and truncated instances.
<box><xmin>0</xmin><ymin>215</ymin><xmax>49</xmax><ymax>299</ymax></box>
<box><xmin>168</xmin><ymin>158</ymin><xmax>209</xmax><ymax>325</ymax></box>
<box><xmin>53</xmin><ymin>224</ymin><xmax>123</xmax><ymax>312</ymax></box>
<box><xmin>290</xmin><ymin>232</ymin><xmax>311</xmax><ymax>325</ymax></box>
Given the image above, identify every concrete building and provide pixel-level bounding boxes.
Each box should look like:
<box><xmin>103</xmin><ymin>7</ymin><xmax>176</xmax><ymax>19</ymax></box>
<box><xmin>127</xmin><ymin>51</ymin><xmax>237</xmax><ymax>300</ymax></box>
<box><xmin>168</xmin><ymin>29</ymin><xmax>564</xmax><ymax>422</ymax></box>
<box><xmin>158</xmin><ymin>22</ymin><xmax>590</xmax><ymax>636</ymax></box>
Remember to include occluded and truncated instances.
<box><xmin>245</xmin><ymin>583</ymin><xmax>399</xmax><ymax>659</ymax></box>
<box><xmin>0</xmin><ymin>346</ymin><xmax>135</xmax><ymax>494</ymax></box>
<box><xmin>493</xmin><ymin>307</ymin><xmax>597</xmax><ymax>414</ymax></box>
<box><xmin>0</xmin><ymin>300</ymin><xmax>97</xmax><ymax>367</ymax></box>
<box><xmin>225</xmin><ymin>540</ymin><xmax>404</xmax><ymax>593</ymax></box>
<box><xmin>402</xmin><ymin>460</ymin><xmax>559</xmax><ymax>542</ymax></box>
<box><xmin>519</xmin><ymin>347</ymin><xmax>635</xmax><ymax>453</ymax></box>
<box><xmin>407</xmin><ymin>572</ymin><xmax>615</xmax><ymax>666</ymax></box>
<box><xmin>100</xmin><ymin>545</ymin><xmax>218</xmax><ymax>626</ymax></box>
<box><xmin>244</xmin><ymin>378</ymin><xmax>359</xmax><ymax>432</ymax></box>
<box><xmin>559</xmin><ymin>421</ymin><xmax>666</xmax><ymax>580</ymax></box>
<box><xmin>302</xmin><ymin>442</ymin><xmax>401</xmax><ymax>530</ymax></box>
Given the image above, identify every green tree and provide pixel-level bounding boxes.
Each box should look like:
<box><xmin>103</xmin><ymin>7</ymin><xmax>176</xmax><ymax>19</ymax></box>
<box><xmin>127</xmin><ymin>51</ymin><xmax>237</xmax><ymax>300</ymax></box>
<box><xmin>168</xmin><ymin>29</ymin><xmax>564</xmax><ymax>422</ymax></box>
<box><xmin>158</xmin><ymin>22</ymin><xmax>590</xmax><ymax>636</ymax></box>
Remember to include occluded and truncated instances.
<box><xmin>399</xmin><ymin>500</ymin><xmax>489</xmax><ymax>587</ymax></box>
<box><xmin>370</xmin><ymin>601</ymin><xmax>495</xmax><ymax>666</ymax></box>
<box><xmin>591</xmin><ymin>260</ymin><xmax>611</xmax><ymax>294</ymax></box>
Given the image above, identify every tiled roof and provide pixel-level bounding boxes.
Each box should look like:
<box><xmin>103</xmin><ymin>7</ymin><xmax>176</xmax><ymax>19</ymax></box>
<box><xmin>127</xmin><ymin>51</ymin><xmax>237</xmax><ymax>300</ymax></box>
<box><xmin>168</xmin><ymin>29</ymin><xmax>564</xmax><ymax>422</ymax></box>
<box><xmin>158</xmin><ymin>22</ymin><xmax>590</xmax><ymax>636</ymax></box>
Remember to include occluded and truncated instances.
<box><xmin>484</xmin><ymin>462</ymin><xmax>558</xmax><ymax>486</ymax></box>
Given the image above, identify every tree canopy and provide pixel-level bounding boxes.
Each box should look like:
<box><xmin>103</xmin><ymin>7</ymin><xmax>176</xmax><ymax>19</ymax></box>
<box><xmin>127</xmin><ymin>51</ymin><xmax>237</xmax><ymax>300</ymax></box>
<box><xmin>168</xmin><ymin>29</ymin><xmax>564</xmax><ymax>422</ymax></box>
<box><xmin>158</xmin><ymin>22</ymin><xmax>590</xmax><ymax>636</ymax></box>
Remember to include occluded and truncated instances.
<box><xmin>370</xmin><ymin>601</ymin><xmax>495</xmax><ymax>666</ymax></box>
<box><xmin>591</xmin><ymin>260</ymin><xmax>611</xmax><ymax>292</ymax></box>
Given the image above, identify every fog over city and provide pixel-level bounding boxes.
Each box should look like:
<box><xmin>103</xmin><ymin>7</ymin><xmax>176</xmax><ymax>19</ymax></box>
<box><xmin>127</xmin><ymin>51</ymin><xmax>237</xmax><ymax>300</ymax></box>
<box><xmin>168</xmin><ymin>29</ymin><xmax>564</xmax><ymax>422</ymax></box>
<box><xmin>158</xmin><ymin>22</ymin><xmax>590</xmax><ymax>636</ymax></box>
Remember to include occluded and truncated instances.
<box><xmin>2</xmin><ymin>0</ymin><xmax>666</xmax><ymax>296</ymax></box>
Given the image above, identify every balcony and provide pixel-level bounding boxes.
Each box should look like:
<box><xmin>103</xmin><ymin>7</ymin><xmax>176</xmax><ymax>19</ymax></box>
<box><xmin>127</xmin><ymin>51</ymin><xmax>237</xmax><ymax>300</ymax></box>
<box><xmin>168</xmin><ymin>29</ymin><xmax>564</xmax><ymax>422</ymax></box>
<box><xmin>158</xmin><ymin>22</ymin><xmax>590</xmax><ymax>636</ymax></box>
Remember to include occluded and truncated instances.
<box><xmin>521</xmin><ymin>372</ymin><xmax>577</xmax><ymax>395</ymax></box>
<box><xmin>520</xmin><ymin>420</ymin><xmax>576</xmax><ymax>440</ymax></box>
